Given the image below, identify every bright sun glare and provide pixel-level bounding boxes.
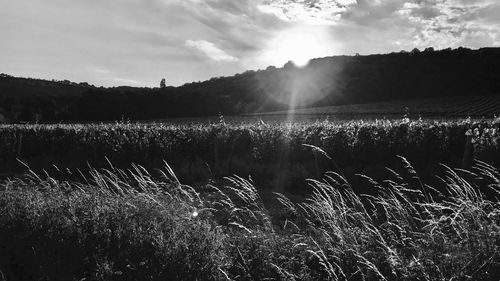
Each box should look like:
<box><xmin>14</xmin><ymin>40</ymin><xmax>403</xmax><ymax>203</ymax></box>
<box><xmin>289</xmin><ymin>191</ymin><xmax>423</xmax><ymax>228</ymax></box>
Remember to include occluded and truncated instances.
<box><xmin>263</xmin><ymin>28</ymin><xmax>336</xmax><ymax>67</ymax></box>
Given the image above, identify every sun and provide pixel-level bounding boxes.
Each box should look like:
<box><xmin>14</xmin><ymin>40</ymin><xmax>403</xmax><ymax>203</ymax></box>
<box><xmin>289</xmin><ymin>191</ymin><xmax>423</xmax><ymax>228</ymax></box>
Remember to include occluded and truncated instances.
<box><xmin>261</xmin><ymin>27</ymin><xmax>336</xmax><ymax>67</ymax></box>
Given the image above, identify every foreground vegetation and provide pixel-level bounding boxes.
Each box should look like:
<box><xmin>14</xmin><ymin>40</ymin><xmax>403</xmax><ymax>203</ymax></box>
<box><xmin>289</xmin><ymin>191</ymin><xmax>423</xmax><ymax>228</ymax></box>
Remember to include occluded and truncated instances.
<box><xmin>1</xmin><ymin>157</ymin><xmax>500</xmax><ymax>280</ymax></box>
<box><xmin>1</xmin><ymin>118</ymin><xmax>499</xmax><ymax>191</ymax></box>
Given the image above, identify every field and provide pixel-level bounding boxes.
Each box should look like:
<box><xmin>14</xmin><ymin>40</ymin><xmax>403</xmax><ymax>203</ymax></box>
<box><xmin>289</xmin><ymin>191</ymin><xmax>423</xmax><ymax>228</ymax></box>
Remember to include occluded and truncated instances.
<box><xmin>254</xmin><ymin>95</ymin><xmax>500</xmax><ymax>119</ymax></box>
<box><xmin>2</xmin><ymin>117</ymin><xmax>500</xmax><ymax>280</ymax></box>
<box><xmin>1</xmin><ymin>117</ymin><xmax>499</xmax><ymax>187</ymax></box>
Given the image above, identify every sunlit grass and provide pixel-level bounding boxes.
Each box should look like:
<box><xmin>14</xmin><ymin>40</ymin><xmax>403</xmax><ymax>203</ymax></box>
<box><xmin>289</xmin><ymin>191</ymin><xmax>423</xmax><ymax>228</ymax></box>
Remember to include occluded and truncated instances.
<box><xmin>1</xmin><ymin>154</ymin><xmax>500</xmax><ymax>280</ymax></box>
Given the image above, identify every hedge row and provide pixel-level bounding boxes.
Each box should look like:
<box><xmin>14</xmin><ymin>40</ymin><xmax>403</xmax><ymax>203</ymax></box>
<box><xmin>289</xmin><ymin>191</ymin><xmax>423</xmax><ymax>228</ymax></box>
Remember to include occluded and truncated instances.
<box><xmin>0</xmin><ymin>118</ymin><xmax>499</xmax><ymax>190</ymax></box>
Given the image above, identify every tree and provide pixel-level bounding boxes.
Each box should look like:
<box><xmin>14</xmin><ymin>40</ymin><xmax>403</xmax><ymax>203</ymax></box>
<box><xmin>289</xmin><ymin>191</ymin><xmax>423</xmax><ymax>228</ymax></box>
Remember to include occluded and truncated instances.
<box><xmin>283</xmin><ymin>61</ymin><xmax>295</xmax><ymax>69</ymax></box>
<box><xmin>160</xmin><ymin>78</ymin><xmax>166</xmax><ymax>88</ymax></box>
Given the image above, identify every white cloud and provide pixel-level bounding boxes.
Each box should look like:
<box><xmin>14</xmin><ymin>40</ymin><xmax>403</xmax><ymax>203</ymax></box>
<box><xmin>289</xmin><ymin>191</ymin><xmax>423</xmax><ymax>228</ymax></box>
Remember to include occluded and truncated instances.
<box><xmin>394</xmin><ymin>0</ymin><xmax>500</xmax><ymax>49</ymax></box>
<box><xmin>185</xmin><ymin>40</ymin><xmax>238</xmax><ymax>62</ymax></box>
<box><xmin>257</xmin><ymin>4</ymin><xmax>290</xmax><ymax>22</ymax></box>
<box><xmin>112</xmin><ymin>77</ymin><xmax>143</xmax><ymax>85</ymax></box>
<box><xmin>94</xmin><ymin>68</ymin><xmax>111</xmax><ymax>74</ymax></box>
<box><xmin>258</xmin><ymin>0</ymin><xmax>357</xmax><ymax>25</ymax></box>
<box><xmin>1</xmin><ymin>0</ymin><xmax>499</xmax><ymax>87</ymax></box>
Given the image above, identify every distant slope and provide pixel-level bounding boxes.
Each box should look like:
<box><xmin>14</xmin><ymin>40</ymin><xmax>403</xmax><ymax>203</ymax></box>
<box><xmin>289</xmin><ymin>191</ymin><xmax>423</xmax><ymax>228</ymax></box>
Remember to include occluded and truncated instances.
<box><xmin>168</xmin><ymin>47</ymin><xmax>500</xmax><ymax>114</ymax></box>
<box><xmin>2</xmin><ymin>47</ymin><xmax>500</xmax><ymax>122</ymax></box>
<box><xmin>0</xmin><ymin>74</ymin><xmax>93</xmax><ymax>98</ymax></box>
<box><xmin>253</xmin><ymin>95</ymin><xmax>500</xmax><ymax>118</ymax></box>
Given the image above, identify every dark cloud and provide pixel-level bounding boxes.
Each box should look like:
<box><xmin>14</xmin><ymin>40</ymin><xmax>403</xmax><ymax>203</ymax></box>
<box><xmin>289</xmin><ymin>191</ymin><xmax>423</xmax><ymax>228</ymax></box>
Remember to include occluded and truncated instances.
<box><xmin>475</xmin><ymin>2</ymin><xmax>500</xmax><ymax>23</ymax></box>
<box><xmin>411</xmin><ymin>4</ymin><xmax>442</xmax><ymax>19</ymax></box>
<box><xmin>342</xmin><ymin>0</ymin><xmax>407</xmax><ymax>25</ymax></box>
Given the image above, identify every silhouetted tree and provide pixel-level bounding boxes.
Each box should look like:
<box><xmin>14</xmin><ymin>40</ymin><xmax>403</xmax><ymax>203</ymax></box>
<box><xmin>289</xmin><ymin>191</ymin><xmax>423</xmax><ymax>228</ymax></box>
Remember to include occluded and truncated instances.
<box><xmin>160</xmin><ymin>78</ymin><xmax>166</xmax><ymax>88</ymax></box>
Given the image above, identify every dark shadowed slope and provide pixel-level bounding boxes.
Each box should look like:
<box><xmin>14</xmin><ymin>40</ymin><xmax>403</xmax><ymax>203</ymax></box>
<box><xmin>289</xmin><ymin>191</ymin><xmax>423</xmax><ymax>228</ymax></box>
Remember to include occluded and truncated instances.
<box><xmin>0</xmin><ymin>73</ymin><xmax>94</xmax><ymax>98</ymax></box>
<box><xmin>253</xmin><ymin>95</ymin><xmax>500</xmax><ymax>118</ymax></box>
<box><xmin>2</xmin><ymin>47</ymin><xmax>500</xmax><ymax>122</ymax></box>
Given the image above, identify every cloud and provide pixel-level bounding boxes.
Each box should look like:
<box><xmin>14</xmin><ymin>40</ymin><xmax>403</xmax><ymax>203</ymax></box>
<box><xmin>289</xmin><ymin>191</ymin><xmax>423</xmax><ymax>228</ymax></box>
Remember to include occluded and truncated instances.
<box><xmin>253</xmin><ymin>0</ymin><xmax>500</xmax><ymax>52</ymax></box>
<box><xmin>410</xmin><ymin>4</ymin><xmax>442</xmax><ymax>20</ymax></box>
<box><xmin>1</xmin><ymin>0</ymin><xmax>499</xmax><ymax>87</ymax></box>
<box><xmin>396</xmin><ymin>0</ymin><xmax>500</xmax><ymax>48</ymax></box>
<box><xmin>322</xmin><ymin>0</ymin><xmax>500</xmax><ymax>52</ymax></box>
<box><xmin>475</xmin><ymin>2</ymin><xmax>500</xmax><ymax>24</ymax></box>
<box><xmin>185</xmin><ymin>40</ymin><xmax>238</xmax><ymax>62</ymax></box>
<box><xmin>257</xmin><ymin>0</ymin><xmax>357</xmax><ymax>25</ymax></box>
<box><xmin>94</xmin><ymin>68</ymin><xmax>111</xmax><ymax>74</ymax></box>
<box><xmin>112</xmin><ymin>77</ymin><xmax>143</xmax><ymax>85</ymax></box>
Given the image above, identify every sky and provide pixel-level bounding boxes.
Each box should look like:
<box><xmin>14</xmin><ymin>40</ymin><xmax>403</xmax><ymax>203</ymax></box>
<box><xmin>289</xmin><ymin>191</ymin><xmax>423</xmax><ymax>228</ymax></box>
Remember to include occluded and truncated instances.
<box><xmin>1</xmin><ymin>0</ymin><xmax>499</xmax><ymax>87</ymax></box>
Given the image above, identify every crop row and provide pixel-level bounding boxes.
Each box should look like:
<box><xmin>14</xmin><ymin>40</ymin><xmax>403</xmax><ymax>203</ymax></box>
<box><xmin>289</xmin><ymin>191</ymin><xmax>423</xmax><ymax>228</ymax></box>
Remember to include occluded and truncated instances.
<box><xmin>0</xmin><ymin>118</ymin><xmax>499</xmax><ymax>190</ymax></box>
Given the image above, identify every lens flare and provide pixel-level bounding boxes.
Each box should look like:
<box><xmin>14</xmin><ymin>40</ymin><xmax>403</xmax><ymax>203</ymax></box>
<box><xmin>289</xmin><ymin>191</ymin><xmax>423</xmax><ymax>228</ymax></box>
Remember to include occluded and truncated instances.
<box><xmin>261</xmin><ymin>27</ymin><xmax>336</xmax><ymax>68</ymax></box>
<box><xmin>255</xmin><ymin>26</ymin><xmax>341</xmax><ymax>114</ymax></box>
<box><xmin>256</xmin><ymin>59</ymin><xmax>343</xmax><ymax>109</ymax></box>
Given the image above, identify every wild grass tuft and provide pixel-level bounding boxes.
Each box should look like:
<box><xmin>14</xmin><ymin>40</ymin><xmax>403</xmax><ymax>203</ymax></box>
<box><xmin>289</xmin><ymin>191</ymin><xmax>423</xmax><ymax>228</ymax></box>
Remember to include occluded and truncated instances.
<box><xmin>1</xmin><ymin>156</ymin><xmax>500</xmax><ymax>280</ymax></box>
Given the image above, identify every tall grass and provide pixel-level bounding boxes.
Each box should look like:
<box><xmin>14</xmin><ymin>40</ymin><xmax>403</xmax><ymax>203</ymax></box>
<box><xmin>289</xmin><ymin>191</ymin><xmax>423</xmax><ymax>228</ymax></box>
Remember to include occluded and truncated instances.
<box><xmin>1</xmin><ymin>156</ymin><xmax>500</xmax><ymax>280</ymax></box>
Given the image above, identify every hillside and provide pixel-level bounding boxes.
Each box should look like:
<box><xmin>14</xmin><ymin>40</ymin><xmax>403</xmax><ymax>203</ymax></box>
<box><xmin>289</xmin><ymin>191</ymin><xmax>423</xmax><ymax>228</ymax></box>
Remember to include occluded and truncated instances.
<box><xmin>0</xmin><ymin>73</ymin><xmax>94</xmax><ymax>98</ymax></box>
<box><xmin>253</xmin><ymin>94</ymin><xmax>500</xmax><ymax>118</ymax></box>
<box><xmin>1</xmin><ymin>47</ymin><xmax>500</xmax><ymax>122</ymax></box>
<box><xmin>177</xmin><ymin>47</ymin><xmax>500</xmax><ymax>112</ymax></box>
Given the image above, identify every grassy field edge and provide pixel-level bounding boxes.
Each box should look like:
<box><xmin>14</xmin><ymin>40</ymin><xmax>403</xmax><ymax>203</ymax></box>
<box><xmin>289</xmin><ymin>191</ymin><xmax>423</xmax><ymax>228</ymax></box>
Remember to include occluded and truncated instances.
<box><xmin>1</xmin><ymin>157</ymin><xmax>500</xmax><ymax>280</ymax></box>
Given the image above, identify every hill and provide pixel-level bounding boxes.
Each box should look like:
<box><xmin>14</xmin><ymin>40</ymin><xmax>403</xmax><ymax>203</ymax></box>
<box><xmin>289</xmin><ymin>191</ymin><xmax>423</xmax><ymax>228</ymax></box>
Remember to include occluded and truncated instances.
<box><xmin>252</xmin><ymin>94</ymin><xmax>500</xmax><ymax>119</ymax></box>
<box><xmin>1</xmin><ymin>47</ymin><xmax>500</xmax><ymax>122</ymax></box>
<box><xmin>169</xmin><ymin>47</ymin><xmax>500</xmax><ymax>112</ymax></box>
<box><xmin>0</xmin><ymin>73</ymin><xmax>94</xmax><ymax>98</ymax></box>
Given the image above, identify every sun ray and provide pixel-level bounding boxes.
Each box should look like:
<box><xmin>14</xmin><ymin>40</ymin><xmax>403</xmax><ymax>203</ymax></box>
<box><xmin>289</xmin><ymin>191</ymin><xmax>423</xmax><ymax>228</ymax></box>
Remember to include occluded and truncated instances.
<box><xmin>261</xmin><ymin>27</ymin><xmax>336</xmax><ymax>68</ymax></box>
